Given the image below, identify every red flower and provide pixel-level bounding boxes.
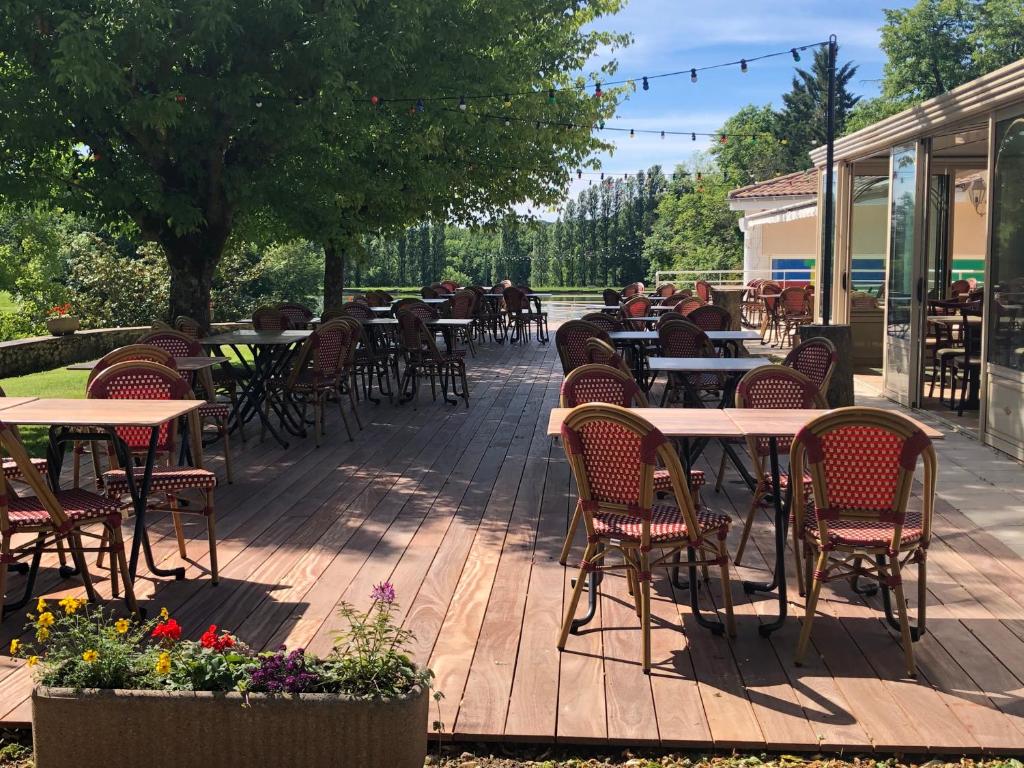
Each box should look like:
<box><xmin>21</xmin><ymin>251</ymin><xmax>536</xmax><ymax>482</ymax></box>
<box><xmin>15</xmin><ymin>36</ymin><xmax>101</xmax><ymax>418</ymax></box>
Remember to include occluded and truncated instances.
<box><xmin>151</xmin><ymin>618</ymin><xmax>182</xmax><ymax>642</ymax></box>
<box><xmin>200</xmin><ymin>624</ymin><xmax>235</xmax><ymax>652</ymax></box>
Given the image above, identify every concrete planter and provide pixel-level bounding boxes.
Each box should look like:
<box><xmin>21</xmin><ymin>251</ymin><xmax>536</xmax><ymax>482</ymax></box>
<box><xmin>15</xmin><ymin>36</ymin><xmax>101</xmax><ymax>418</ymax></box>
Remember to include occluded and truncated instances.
<box><xmin>45</xmin><ymin>316</ymin><xmax>80</xmax><ymax>336</ymax></box>
<box><xmin>32</xmin><ymin>684</ymin><xmax>429</xmax><ymax>768</ymax></box>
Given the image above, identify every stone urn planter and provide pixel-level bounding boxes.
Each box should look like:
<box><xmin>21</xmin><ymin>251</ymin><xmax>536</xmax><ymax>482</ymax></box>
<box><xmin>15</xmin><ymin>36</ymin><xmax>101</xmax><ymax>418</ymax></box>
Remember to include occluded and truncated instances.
<box><xmin>32</xmin><ymin>684</ymin><xmax>429</xmax><ymax>768</ymax></box>
<box><xmin>45</xmin><ymin>315</ymin><xmax>80</xmax><ymax>336</ymax></box>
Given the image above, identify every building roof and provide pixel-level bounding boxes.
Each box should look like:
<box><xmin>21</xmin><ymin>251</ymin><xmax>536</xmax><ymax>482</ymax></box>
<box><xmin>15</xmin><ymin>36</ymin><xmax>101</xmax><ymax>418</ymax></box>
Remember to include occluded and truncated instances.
<box><xmin>728</xmin><ymin>170</ymin><xmax>818</xmax><ymax>200</ymax></box>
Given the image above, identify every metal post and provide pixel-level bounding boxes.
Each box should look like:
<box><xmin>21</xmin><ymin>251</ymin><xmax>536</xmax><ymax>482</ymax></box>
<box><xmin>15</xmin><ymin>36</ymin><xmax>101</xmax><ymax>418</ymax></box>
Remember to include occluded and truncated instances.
<box><xmin>821</xmin><ymin>34</ymin><xmax>837</xmax><ymax>326</ymax></box>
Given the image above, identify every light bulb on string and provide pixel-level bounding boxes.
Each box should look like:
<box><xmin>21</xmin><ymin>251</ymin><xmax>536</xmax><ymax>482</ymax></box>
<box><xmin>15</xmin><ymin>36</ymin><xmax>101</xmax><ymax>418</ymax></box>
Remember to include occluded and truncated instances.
<box><xmin>720</xmin><ymin>135</ymin><xmax>728</xmax><ymax>144</ymax></box>
<box><xmin>503</xmin><ymin>94</ymin><xmax>512</xmax><ymax>108</ymax></box>
<box><xmin>577</xmin><ymin>169</ymin><xmax>582</xmax><ymax>179</ymax></box>
<box><xmin>548</xmin><ymin>88</ymin><xmax>556</xmax><ymax>104</ymax></box>
<box><xmin>504</xmin><ymin>117</ymin><xmax>511</xmax><ymax>126</ymax></box>
<box><xmin>370</xmin><ymin>95</ymin><xmax>379</xmax><ymax>106</ymax></box>
<box><xmin>691</xmin><ymin>132</ymin><xmax>696</xmax><ymax>141</ymax></box>
<box><xmin>740</xmin><ymin>59</ymin><xmax>748</xmax><ymax>73</ymax></box>
<box><xmin>458</xmin><ymin>95</ymin><xmax>467</xmax><ymax>111</ymax></box>
<box><xmin>642</xmin><ymin>76</ymin><xmax>649</xmax><ymax>91</ymax></box>
<box><xmin>415</xmin><ymin>98</ymin><xmax>425</xmax><ymax>113</ymax></box>
<box><xmin>629</xmin><ymin>129</ymin><xmax>635</xmax><ymax>139</ymax></box>
<box><xmin>594</xmin><ymin>81</ymin><xmax>602</xmax><ymax>98</ymax></box>
<box><xmin>791</xmin><ymin>48</ymin><xmax>801</xmax><ymax>62</ymax></box>
<box><xmin>690</xmin><ymin>68</ymin><xmax>697</xmax><ymax>83</ymax></box>
<box><xmin>660</xmin><ymin>130</ymin><xmax>665</xmax><ymax>139</ymax></box>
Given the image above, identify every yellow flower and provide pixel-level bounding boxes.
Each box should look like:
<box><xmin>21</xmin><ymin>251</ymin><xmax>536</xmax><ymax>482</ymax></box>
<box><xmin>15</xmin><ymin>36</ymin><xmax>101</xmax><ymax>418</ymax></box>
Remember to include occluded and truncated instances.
<box><xmin>114</xmin><ymin>618</ymin><xmax>130</xmax><ymax>635</ymax></box>
<box><xmin>9</xmin><ymin>639</ymin><xmax>20</xmax><ymax>656</ymax></box>
<box><xmin>59</xmin><ymin>597</ymin><xmax>82</xmax><ymax>615</ymax></box>
<box><xmin>82</xmin><ymin>649</ymin><xmax>98</xmax><ymax>663</ymax></box>
<box><xmin>35</xmin><ymin>598</ymin><xmax>47</xmax><ymax>613</ymax></box>
<box><xmin>159</xmin><ymin>607</ymin><xmax>169</xmax><ymax>621</ymax></box>
<box><xmin>26</xmin><ymin>656</ymin><xmax>39</xmax><ymax>668</ymax></box>
<box><xmin>35</xmin><ymin>627</ymin><xmax>49</xmax><ymax>643</ymax></box>
<box><xmin>155</xmin><ymin>652</ymin><xmax>171</xmax><ymax>675</ymax></box>
<box><xmin>36</xmin><ymin>612</ymin><xmax>54</xmax><ymax>627</ymax></box>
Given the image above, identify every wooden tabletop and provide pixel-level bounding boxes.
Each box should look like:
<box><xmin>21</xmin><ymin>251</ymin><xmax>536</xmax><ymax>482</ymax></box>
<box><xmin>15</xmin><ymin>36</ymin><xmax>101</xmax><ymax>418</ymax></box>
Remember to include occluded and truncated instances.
<box><xmin>709</xmin><ymin>285</ymin><xmax>749</xmax><ymax>292</ymax></box>
<box><xmin>202</xmin><ymin>330</ymin><xmax>312</xmax><ymax>345</ymax></box>
<box><xmin>67</xmin><ymin>356</ymin><xmax>229</xmax><ymax>372</ymax></box>
<box><xmin>582</xmin><ymin>305</ymin><xmax>620</xmax><ymax>312</ymax></box>
<box><xmin>0</xmin><ymin>398</ymin><xmax>202</xmax><ymax>427</ymax></box>
<box><xmin>608</xmin><ymin>330</ymin><xmax>761</xmax><ymax>342</ymax></box>
<box><xmin>361</xmin><ymin>318</ymin><xmax>399</xmax><ymax>326</ymax></box>
<box><xmin>547</xmin><ymin>408</ymin><xmax>740</xmax><ymax>438</ymax></box>
<box><xmin>0</xmin><ymin>397</ymin><xmax>39</xmax><ymax>411</ymax></box>
<box><xmin>646</xmin><ymin>356</ymin><xmax>769</xmax><ymax>373</ymax></box>
<box><xmin>546</xmin><ymin>406</ymin><xmax>945</xmax><ymax>439</ymax></box>
<box><xmin>370</xmin><ymin>306</ymin><xmax>392</xmax><ymax>313</ymax></box>
<box><xmin>724</xmin><ymin>408</ymin><xmax>945</xmax><ymax>439</ymax></box>
<box><xmin>428</xmin><ymin>318</ymin><xmax>473</xmax><ymax>327</ymax></box>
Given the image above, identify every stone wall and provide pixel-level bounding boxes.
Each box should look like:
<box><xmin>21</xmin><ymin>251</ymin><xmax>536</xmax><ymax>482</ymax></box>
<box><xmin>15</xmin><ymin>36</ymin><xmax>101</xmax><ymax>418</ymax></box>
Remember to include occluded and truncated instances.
<box><xmin>0</xmin><ymin>324</ymin><xmax>245</xmax><ymax>379</ymax></box>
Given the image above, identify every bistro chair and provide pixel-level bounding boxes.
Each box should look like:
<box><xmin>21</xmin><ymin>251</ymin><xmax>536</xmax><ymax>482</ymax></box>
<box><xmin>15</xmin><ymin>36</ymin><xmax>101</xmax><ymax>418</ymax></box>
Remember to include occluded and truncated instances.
<box><xmin>603</xmin><ymin>288</ymin><xmax>622</xmax><ymax>307</ymax></box>
<box><xmin>555</xmin><ymin>321</ymin><xmax>610</xmax><ymax>376</ymax></box>
<box><xmin>471</xmin><ymin>286</ymin><xmax>505</xmax><ymax>343</ymax></box>
<box><xmin>337</xmin><ymin>302</ymin><xmax>374</xmax><ymax>321</ymax></box>
<box><xmin>174</xmin><ymin>317</ymin><xmax>244</xmax><ymax>424</ymax></box>
<box><xmin>448</xmin><ymin>289</ymin><xmax>478</xmax><ymax>356</ymax></box>
<box><xmin>420</xmin><ymin>286</ymin><xmax>440</xmax><ymax>299</ymax></box>
<box><xmin>0</xmin><ymin>386</ymin><xmax>47</xmax><ymax>483</ymax></box>
<box><xmin>951</xmin><ymin>304</ymin><xmax>983</xmax><ymax>416</ymax></box>
<box><xmin>558</xmin><ymin>404</ymin><xmax>734</xmax><ymax>672</ymax></box>
<box><xmin>252</xmin><ymin>307</ymin><xmax>293</xmax><ymax>331</ymax></box>
<box><xmin>621</xmin><ymin>282</ymin><xmax>644</xmax><ymax>299</ymax></box>
<box><xmin>266</xmin><ymin>319</ymin><xmax>361</xmax><ymax>444</ymax></box>
<box><xmin>655</xmin><ymin>283</ymin><xmax>676</xmax><ymax>298</ymax></box>
<box><xmin>657</xmin><ymin>319</ymin><xmax>721</xmax><ymax>407</ymax></box>
<box><xmin>687</xmin><ymin>305</ymin><xmax>731</xmax><ymax>333</ymax></box>
<box><xmin>277</xmin><ymin>303</ymin><xmax>315</xmax><ymax>329</ymax></box>
<box><xmin>89</xmin><ymin>361</ymin><xmax>219</xmax><ymax>583</ymax></box>
<box><xmin>583</xmin><ymin>338</ymin><xmax>634</xmax><ymax>379</ymax></box>
<box><xmin>759</xmin><ymin>282</ymin><xmax>783</xmax><ymax>345</ymax></box>
<box><xmin>396</xmin><ymin>310</ymin><xmax>470</xmax><ymax>408</ymax></box>
<box><xmin>948</xmin><ymin>279</ymin><xmax>971</xmax><ymax>299</ymax></box>
<box><xmin>0</xmin><ymin>421</ymin><xmax>137</xmax><ymax>619</ymax></box>
<box><xmin>695</xmin><ymin>280</ymin><xmax>712</xmax><ymax>304</ymax></box>
<box><xmin>730</xmin><ymin>365</ymin><xmax>825</xmax><ymax>567</ymax></box>
<box><xmin>139</xmin><ymin>329</ymin><xmax>234</xmax><ymax>483</ymax></box>
<box><xmin>791</xmin><ymin>407</ymin><xmax>935</xmax><ymax>677</ymax></box>
<box><xmin>440</xmin><ymin>280</ymin><xmax>459</xmax><ymax>293</ymax></box>
<box><xmin>656</xmin><ymin>311</ymin><xmax>685</xmax><ymax>327</ymax></box>
<box><xmin>392</xmin><ymin>297</ymin><xmax>423</xmax><ymax>315</ymax></box>
<box><xmin>503</xmin><ymin>286</ymin><xmax>547</xmax><ymax>343</ymax></box>
<box><xmin>742</xmin><ymin>279</ymin><xmax>764</xmax><ymax>327</ymax></box>
<box><xmin>676</xmin><ymin>297</ymin><xmax>704</xmax><ymax>316</ymax></box>
<box><xmin>850</xmin><ymin>291</ymin><xmax>878</xmax><ymax>310</ymax></box>
<box><xmin>661</xmin><ymin>292</ymin><xmax>691</xmax><ymax>309</ymax></box>
<box><xmin>778</xmin><ymin>286</ymin><xmax>813</xmax><ymax>347</ymax></box>
<box><xmin>783</xmin><ymin>337</ymin><xmax>838</xmax><ymax>400</ymax></box>
<box><xmin>581</xmin><ymin>312</ymin><xmax>624</xmax><ymax>333</ymax></box>
<box><xmin>621</xmin><ymin>295</ymin><xmax>653</xmax><ymax>331</ymax></box>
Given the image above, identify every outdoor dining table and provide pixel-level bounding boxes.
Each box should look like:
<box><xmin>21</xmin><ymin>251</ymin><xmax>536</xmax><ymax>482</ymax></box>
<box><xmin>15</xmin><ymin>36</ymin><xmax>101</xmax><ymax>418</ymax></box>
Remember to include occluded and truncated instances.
<box><xmin>582</xmin><ymin>304</ymin><xmax>621</xmax><ymax>312</ymax></box>
<box><xmin>546</xmin><ymin>406</ymin><xmax>945</xmax><ymax>637</ymax></box>
<box><xmin>200</xmin><ymin>329</ymin><xmax>312</xmax><ymax>448</ymax></box>
<box><xmin>67</xmin><ymin>357</ymin><xmax>229</xmax><ymax>373</ymax></box>
<box><xmin>0</xmin><ymin>397</ymin><xmax>40</xmax><ymax>411</ymax></box>
<box><xmin>0</xmin><ymin>397</ymin><xmax>204</xmax><ymax>585</ymax></box>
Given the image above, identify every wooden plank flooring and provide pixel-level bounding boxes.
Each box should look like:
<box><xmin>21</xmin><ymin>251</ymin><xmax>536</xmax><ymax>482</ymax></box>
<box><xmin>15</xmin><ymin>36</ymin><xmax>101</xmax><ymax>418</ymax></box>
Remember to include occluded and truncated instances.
<box><xmin>3</xmin><ymin>335</ymin><xmax>1024</xmax><ymax>754</ymax></box>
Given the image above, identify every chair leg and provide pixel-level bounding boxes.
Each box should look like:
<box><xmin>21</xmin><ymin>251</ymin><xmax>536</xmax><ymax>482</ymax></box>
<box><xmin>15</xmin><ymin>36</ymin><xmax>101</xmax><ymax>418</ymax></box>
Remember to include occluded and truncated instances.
<box><xmin>220</xmin><ymin>418</ymin><xmax>233</xmax><ymax>483</ymax></box>
<box><xmin>72</xmin><ymin>441</ymin><xmax>82</xmax><ymax>488</ymax></box>
<box><xmin>348</xmin><ymin>377</ymin><xmax>362</xmax><ymax>429</ymax></box>
<box><xmin>887</xmin><ymin>557</ymin><xmax>916</xmax><ymax>676</ymax></box>
<box><xmin>336</xmin><ymin>388</ymin><xmax>355</xmax><ymax>442</ymax></box>
<box><xmin>558</xmin><ymin>543</ymin><xmax>596</xmax><ymax>650</ymax></box>
<box><xmin>69</xmin><ymin>532</ymin><xmax>99</xmax><ymax>603</ymax></box>
<box><xmin>795</xmin><ymin>550</ymin><xmax>827</xmax><ymax>666</ymax></box>
<box><xmin>714</xmin><ymin>451</ymin><xmax>727</xmax><ymax>492</ymax></box>
<box><xmin>640</xmin><ymin>550</ymin><xmax>652</xmax><ymax>673</ymax></box>
<box><xmin>107</xmin><ymin>526</ymin><xmax>137</xmax><ymax>613</ymax></box>
<box><xmin>169</xmin><ymin>494</ymin><xmax>188</xmax><ymax>559</ymax></box>
<box><xmin>0</xmin><ymin>536</ymin><xmax>9</xmax><ymax>619</ymax></box>
<box><xmin>717</xmin><ymin>541</ymin><xmax>737</xmax><ymax>637</ymax></box>
<box><xmin>559</xmin><ymin>504</ymin><xmax>582</xmax><ymax>566</ymax></box>
<box><xmin>231</xmin><ymin>384</ymin><xmax>246</xmax><ymax>442</ymax></box>
<box><xmin>917</xmin><ymin>552</ymin><xmax>927</xmax><ymax>635</ymax></box>
<box><xmin>206</xmin><ymin>490</ymin><xmax>218</xmax><ymax>585</ymax></box>
<box><xmin>96</xmin><ymin>526</ymin><xmax>109</xmax><ymax>568</ymax></box>
<box><xmin>314</xmin><ymin>395</ymin><xmax>322</xmax><ymax>447</ymax></box>
<box><xmin>734</xmin><ymin>479</ymin><xmax>766</xmax><ymax>567</ymax></box>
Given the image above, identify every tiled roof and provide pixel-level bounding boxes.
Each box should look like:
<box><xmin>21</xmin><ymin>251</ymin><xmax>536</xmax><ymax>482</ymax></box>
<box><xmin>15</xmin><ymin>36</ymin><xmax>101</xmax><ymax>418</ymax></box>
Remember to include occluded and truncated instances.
<box><xmin>729</xmin><ymin>169</ymin><xmax>818</xmax><ymax>200</ymax></box>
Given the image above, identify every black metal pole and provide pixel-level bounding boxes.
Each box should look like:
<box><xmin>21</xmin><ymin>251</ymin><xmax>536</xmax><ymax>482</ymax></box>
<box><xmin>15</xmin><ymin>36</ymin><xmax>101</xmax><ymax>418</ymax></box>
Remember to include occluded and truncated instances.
<box><xmin>821</xmin><ymin>34</ymin><xmax>837</xmax><ymax>326</ymax></box>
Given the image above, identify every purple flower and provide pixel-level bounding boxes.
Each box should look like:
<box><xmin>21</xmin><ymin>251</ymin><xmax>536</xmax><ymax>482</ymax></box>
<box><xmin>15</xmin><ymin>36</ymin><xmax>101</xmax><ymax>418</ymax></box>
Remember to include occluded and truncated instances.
<box><xmin>370</xmin><ymin>581</ymin><xmax>396</xmax><ymax>604</ymax></box>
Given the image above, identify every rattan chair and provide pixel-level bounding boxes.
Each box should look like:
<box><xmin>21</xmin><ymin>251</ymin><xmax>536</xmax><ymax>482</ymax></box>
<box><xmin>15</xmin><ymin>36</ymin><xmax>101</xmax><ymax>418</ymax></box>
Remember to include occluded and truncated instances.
<box><xmin>656</xmin><ymin>319</ymin><xmax>721</xmax><ymax>406</ymax></box>
<box><xmin>251</xmin><ymin>306</ymin><xmax>294</xmax><ymax>331</ymax></box>
<box><xmin>175</xmin><ymin>315</ymin><xmax>245</xmax><ymax>440</ymax></box>
<box><xmin>277</xmin><ymin>303</ymin><xmax>315</xmax><ymax>329</ymax></box>
<box><xmin>0</xmin><ymin>422</ymin><xmax>136</xmax><ymax>618</ymax></box>
<box><xmin>730</xmin><ymin>366</ymin><xmax>825</xmax><ymax>566</ymax></box>
<box><xmin>778</xmin><ymin>287</ymin><xmax>812</xmax><ymax>347</ymax></box>
<box><xmin>583</xmin><ymin>338</ymin><xmax>633</xmax><ymax>378</ymax></box>
<box><xmin>449</xmin><ymin>289</ymin><xmax>478</xmax><ymax>356</ymax></box>
<box><xmin>695</xmin><ymin>280</ymin><xmax>712</xmax><ymax>304</ymax></box>
<box><xmin>555</xmin><ymin>321</ymin><xmax>610</xmax><ymax>376</ymax></box>
<box><xmin>676</xmin><ymin>297</ymin><xmax>704</xmax><ymax>316</ymax></box>
<box><xmin>687</xmin><ymin>304</ymin><xmax>731</xmax><ymax>333</ymax></box>
<box><xmin>139</xmin><ymin>330</ymin><xmax>234</xmax><ymax>483</ymax></box>
<box><xmin>654</xmin><ymin>283</ymin><xmax>676</xmax><ymax>298</ymax></box>
<box><xmin>396</xmin><ymin>310</ymin><xmax>469</xmax><ymax>407</ymax></box>
<box><xmin>791</xmin><ymin>407</ymin><xmax>935</xmax><ymax>676</ymax></box>
<box><xmin>620</xmin><ymin>295</ymin><xmax>653</xmax><ymax>331</ymax></box>
<box><xmin>621</xmin><ymin>282</ymin><xmax>644</xmax><ymax>299</ymax></box>
<box><xmin>503</xmin><ymin>286</ymin><xmax>546</xmax><ymax>343</ymax></box>
<box><xmin>0</xmin><ymin>386</ymin><xmax>47</xmax><ymax>483</ymax></box>
<box><xmin>602</xmin><ymin>288</ymin><xmax>622</xmax><ymax>307</ymax></box>
<box><xmin>783</xmin><ymin>337</ymin><xmax>838</xmax><ymax>400</ymax></box>
<box><xmin>90</xmin><ymin>361</ymin><xmax>219</xmax><ymax>583</ymax></box>
<box><xmin>580</xmin><ymin>312</ymin><xmax>624</xmax><ymax>333</ymax></box>
<box><xmin>558</xmin><ymin>404</ymin><xmax>734</xmax><ymax>671</ymax></box>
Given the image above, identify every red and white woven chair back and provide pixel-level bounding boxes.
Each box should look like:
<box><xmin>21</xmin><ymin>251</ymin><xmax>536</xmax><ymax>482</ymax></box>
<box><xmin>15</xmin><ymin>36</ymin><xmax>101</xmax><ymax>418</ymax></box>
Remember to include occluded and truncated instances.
<box><xmin>174</xmin><ymin>316</ymin><xmax>204</xmax><ymax>339</ymax></box>
<box><xmin>621</xmin><ymin>282</ymin><xmax>643</xmax><ymax>299</ymax></box>
<box><xmin>0</xmin><ymin>422</ymin><xmax>67</xmax><ymax>533</ymax></box>
<box><xmin>687</xmin><ymin>305</ymin><xmax>731</xmax><ymax>332</ymax></box>
<box><xmin>252</xmin><ymin>307</ymin><xmax>293</xmax><ymax>331</ymax></box>
<box><xmin>621</xmin><ymin>296</ymin><xmax>652</xmax><ymax>330</ymax></box>
<box><xmin>277</xmin><ymin>303</ymin><xmax>314</xmax><ymax>328</ymax></box>
<box><xmin>339</xmin><ymin>302</ymin><xmax>374</xmax><ymax>321</ymax></box>
<box><xmin>87</xmin><ymin>361</ymin><xmax>190</xmax><ymax>453</ymax></box>
<box><xmin>408</xmin><ymin>302</ymin><xmax>438</xmax><ymax>323</ymax></box>
<box><xmin>502</xmin><ymin>286</ymin><xmax>528</xmax><ymax>315</ymax></box>
<box><xmin>784</xmin><ymin>337</ymin><xmax>838</xmax><ymax>394</ymax></box>
<box><xmin>736</xmin><ymin>365</ymin><xmax>825</xmax><ymax>457</ymax></box>
<box><xmin>949</xmin><ymin>279</ymin><xmax>971</xmax><ymax>298</ymax></box>
<box><xmin>677</xmin><ymin>297</ymin><xmax>703</xmax><ymax>316</ymax></box>
<box><xmin>440</xmin><ymin>281</ymin><xmax>458</xmax><ymax>293</ymax></box>
<box><xmin>93</xmin><ymin>345</ymin><xmax>178</xmax><ymax>384</ymax></box>
<box><xmin>791</xmin><ymin>408</ymin><xmax>935</xmax><ymax>550</ymax></box>
<box><xmin>580</xmin><ymin>313</ymin><xmax>623</xmax><ymax>333</ymax></box>
<box><xmin>780</xmin><ymin>286</ymin><xmax>809</xmax><ymax>316</ymax></box>
<box><xmin>583</xmin><ymin>338</ymin><xmax>633</xmax><ymax>378</ymax></box>
<box><xmin>310</xmin><ymin>320</ymin><xmax>355</xmax><ymax>381</ymax></box>
<box><xmin>656</xmin><ymin>283</ymin><xmax>676</xmax><ymax>298</ymax></box>
<box><xmin>139</xmin><ymin>330</ymin><xmax>201</xmax><ymax>359</ymax></box>
<box><xmin>657</xmin><ymin>319</ymin><xmax>714</xmax><ymax>359</ymax></box>
<box><xmin>556</xmin><ymin>321</ymin><xmax>610</xmax><ymax>375</ymax></box>
<box><xmin>561</xmin><ymin>364</ymin><xmax>643</xmax><ymax>408</ymax></box>
<box><xmin>603</xmin><ymin>288</ymin><xmax>622</xmax><ymax>306</ymax></box>
<box><xmin>449</xmin><ymin>290</ymin><xmax>476</xmax><ymax>319</ymax></box>
<box><xmin>695</xmin><ymin>280</ymin><xmax>712</xmax><ymax>303</ymax></box>
<box><xmin>656</xmin><ymin>311</ymin><xmax>685</xmax><ymax>327</ymax></box>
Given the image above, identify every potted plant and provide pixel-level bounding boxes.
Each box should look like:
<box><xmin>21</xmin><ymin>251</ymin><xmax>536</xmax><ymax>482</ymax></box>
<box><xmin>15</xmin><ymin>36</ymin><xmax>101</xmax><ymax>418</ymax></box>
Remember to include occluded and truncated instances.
<box><xmin>22</xmin><ymin>583</ymin><xmax>431</xmax><ymax>768</ymax></box>
<box><xmin>44</xmin><ymin>303</ymin><xmax>80</xmax><ymax>336</ymax></box>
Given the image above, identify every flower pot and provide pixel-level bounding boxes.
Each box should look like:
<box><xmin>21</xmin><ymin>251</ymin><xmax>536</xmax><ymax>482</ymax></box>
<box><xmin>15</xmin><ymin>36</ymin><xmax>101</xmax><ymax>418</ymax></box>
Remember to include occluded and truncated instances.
<box><xmin>32</xmin><ymin>684</ymin><xmax>429</xmax><ymax>768</ymax></box>
<box><xmin>45</xmin><ymin>316</ymin><xmax>80</xmax><ymax>336</ymax></box>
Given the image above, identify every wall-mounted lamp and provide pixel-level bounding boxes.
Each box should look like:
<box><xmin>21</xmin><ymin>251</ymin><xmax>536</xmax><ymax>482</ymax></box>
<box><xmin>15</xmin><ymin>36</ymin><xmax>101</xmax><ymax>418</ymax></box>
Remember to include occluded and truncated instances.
<box><xmin>969</xmin><ymin>176</ymin><xmax>986</xmax><ymax>215</ymax></box>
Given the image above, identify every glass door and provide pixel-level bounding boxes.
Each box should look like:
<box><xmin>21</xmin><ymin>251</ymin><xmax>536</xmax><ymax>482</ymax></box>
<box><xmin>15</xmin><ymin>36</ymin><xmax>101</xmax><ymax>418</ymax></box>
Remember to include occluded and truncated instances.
<box><xmin>884</xmin><ymin>142</ymin><xmax>927</xmax><ymax>405</ymax></box>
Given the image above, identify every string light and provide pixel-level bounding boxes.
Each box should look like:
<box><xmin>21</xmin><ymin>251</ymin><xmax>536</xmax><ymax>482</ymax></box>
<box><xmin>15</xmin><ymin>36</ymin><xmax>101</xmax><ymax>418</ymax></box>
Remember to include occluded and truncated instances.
<box><xmin>415</xmin><ymin>98</ymin><xmax>425</xmax><ymax>113</ymax></box>
<box><xmin>660</xmin><ymin>131</ymin><xmax>665</xmax><ymax>139</ymax></box>
<box><xmin>548</xmin><ymin>88</ymin><xmax>556</xmax><ymax>104</ymax></box>
<box><xmin>458</xmin><ymin>95</ymin><xmax>467</xmax><ymax>111</ymax></box>
<box><xmin>791</xmin><ymin>47</ymin><xmax>801</xmax><ymax>62</ymax></box>
<box><xmin>691</xmin><ymin>133</ymin><xmax>696</xmax><ymax>141</ymax></box>
<box><xmin>594</xmin><ymin>82</ymin><xmax>603</xmax><ymax>98</ymax></box>
<box><xmin>641</xmin><ymin>76</ymin><xmax>649</xmax><ymax>91</ymax></box>
<box><xmin>629</xmin><ymin>129</ymin><xmax>635</xmax><ymax>139</ymax></box>
<box><xmin>690</xmin><ymin>68</ymin><xmax>697</xmax><ymax>83</ymax></box>
<box><xmin>370</xmin><ymin>95</ymin><xmax>380</xmax><ymax>105</ymax></box>
<box><xmin>740</xmin><ymin>59</ymin><xmax>748</xmax><ymax>73</ymax></box>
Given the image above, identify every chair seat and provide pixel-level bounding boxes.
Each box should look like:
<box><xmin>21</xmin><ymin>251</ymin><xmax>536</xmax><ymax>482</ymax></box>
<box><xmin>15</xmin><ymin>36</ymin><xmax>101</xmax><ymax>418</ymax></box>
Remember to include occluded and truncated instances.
<box><xmin>800</xmin><ymin>506</ymin><xmax>924</xmax><ymax>550</ymax></box>
<box><xmin>653</xmin><ymin>468</ymin><xmax>705</xmax><ymax>491</ymax></box>
<box><xmin>3</xmin><ymin>457</ymin><xmax>48</xmax><ymax>480</ymax></box>
<box><xmin>198</xmin><ymin>402</ymin><xmax>231</xmax><ymax>420</ymax></box>
<box><xmin>103</xmin><ymin>467</ymin><xmax>217</xmax><ymax>495</ymax></box>
<box><xmin>593</xmin><ymin>502</ymin><xmax>729</xmax><ymax>545</ymax></box>
<box><xmin>936</xmin><ymin>347</ymin><xmax>965</xmax><ymax>358</ymax></box>
<box><xmin>8</xmin><ymin>488</ymin><xmax>121</xmax><ymax>531</ymax></box>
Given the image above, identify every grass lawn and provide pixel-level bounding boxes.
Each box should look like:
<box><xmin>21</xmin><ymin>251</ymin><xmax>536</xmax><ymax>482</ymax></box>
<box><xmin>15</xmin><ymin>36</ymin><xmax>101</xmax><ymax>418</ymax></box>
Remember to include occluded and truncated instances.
<box><xmin>1</xmin><ymin>366</ymin><xmax>87</xmax><ymax>455</ymax></box>
<box><xmin>0</xmin><ymin>292</ymin><xmax>20</xmax><ymax>314</ymax></box>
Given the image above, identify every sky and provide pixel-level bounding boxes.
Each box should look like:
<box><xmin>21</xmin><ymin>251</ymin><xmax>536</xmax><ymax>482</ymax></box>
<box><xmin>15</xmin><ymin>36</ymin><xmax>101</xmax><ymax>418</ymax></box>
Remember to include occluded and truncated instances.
<box><xmin>535</xmin><ymin>0</ymin><xmax>913</xmax><ymax>216</ymax></box>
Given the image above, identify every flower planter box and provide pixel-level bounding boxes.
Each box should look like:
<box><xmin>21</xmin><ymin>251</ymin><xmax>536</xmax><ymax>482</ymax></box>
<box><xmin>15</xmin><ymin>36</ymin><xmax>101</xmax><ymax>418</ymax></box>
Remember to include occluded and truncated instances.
<box><xmin>32</xmin><ymin>684</ymin><xmax>428</xmax><ymax>768</ymax></box>
<box><xmin>45</xmin><ymin>316</ymin><xmax>80</xmax><ymax>336</ymax></box>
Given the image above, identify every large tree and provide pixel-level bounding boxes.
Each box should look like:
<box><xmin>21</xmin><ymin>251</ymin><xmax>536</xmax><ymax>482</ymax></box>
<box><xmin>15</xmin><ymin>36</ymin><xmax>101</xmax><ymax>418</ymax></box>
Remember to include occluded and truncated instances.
<box><xmin>0</xmin><ymin>0</ymin><xmax>626</xmax><ymax>323</ymax></box>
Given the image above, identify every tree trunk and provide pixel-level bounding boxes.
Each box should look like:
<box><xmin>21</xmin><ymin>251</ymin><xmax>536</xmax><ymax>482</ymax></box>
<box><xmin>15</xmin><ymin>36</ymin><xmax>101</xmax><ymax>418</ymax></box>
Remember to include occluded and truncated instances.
<box><xmin>162</xmin><ymin>231</ymin><xmax>225</xmax><ymax>330</ymax></box>
<box><xmin>323</xmin><ymin>239</ymin><xmax>346</xmax><ymax>312</ymax></box>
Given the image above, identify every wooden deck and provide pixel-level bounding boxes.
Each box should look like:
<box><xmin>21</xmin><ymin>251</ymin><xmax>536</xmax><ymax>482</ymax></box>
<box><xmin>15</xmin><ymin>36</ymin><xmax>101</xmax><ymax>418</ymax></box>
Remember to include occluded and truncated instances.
<box><xmin>3</xmin><ymin>337</ymin><xmax>1024</xmax><ymax>754</ymax></box>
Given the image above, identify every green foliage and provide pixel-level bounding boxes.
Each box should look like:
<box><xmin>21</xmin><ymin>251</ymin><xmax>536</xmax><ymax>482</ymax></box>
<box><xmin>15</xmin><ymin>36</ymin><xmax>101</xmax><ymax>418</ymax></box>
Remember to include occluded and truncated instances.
<box><xmin>212</xmin><ymin>240</ymin><xmax>322</xmax><ymax>319</ymax></box>
<box><xmin>67</xmin><ymin>238</ymin><xmax>170</xmax><ymax>326</ymax></box>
